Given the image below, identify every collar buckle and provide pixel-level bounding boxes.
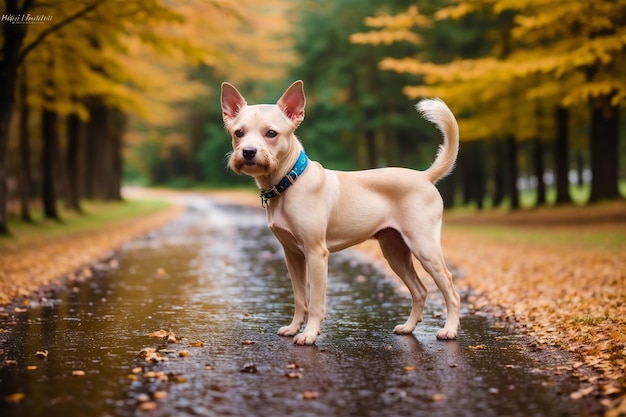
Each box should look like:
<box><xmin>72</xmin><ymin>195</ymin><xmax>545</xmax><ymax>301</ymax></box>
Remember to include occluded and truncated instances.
<box><xmin>259</xmin><ymin>151</ymin><xmax>308</xmax><ymax>208</ymax></box>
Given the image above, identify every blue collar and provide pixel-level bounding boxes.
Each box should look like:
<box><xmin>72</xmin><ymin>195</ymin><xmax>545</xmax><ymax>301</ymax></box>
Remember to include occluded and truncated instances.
<box><xmin>260</xmin><ymin>150</ymin><xmax>308</xmax><ymax>208</ymax></box>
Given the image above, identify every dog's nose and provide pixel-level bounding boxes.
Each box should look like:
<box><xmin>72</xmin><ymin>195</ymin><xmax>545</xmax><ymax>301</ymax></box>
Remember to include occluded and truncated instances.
<box><xmin>242</xmin><ymin>148</ymin><xmax>257</xmax><ymax>160</ymax></box>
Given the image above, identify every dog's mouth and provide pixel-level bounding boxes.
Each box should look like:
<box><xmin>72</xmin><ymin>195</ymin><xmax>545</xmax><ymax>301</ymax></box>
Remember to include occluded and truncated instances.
<box><xmin>229</xmin><ymin>151</ymin><xmax>276</xmax><ymax>177</ymax></box>
<box><xmin>234</xmin><ymin>159</ymin><xmax>266</xmax><ymax>175</ymax></box>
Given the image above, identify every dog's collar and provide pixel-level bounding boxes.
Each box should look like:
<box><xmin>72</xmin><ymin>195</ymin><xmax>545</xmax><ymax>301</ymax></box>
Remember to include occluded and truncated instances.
<box><xmin>260</xmin><ymin>150</ymin><xmax>308</xmax><ymax>208</ymax></box>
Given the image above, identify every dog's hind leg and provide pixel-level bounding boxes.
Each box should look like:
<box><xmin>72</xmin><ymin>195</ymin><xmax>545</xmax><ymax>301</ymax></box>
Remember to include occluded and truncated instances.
<box><xmin>377</xmin><ymin>229</ymin><xmax>428</xmax><ymax>335</ymax></box>
<box><xmin>405</xmin><ymin>230</ymin><xmax>460</xmax><ymax>340</ymax></box>
<box><xmin>278</xmin><ymin>248</ymin><xmax>307</xmax><ymax>337</ymax></box>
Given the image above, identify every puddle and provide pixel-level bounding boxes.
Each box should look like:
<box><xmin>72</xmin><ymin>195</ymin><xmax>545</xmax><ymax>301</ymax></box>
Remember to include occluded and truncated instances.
<box><xmin>0</xmin><ymin>199</ymin><xmax>589</xmax><ymax>416</ymax></box>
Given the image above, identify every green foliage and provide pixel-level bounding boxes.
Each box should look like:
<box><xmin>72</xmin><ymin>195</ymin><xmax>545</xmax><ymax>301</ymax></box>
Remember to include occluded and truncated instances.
<box><xmin>289</xmin><ymin>0</ymin><xmax>441</xmax><ymax>170</ymax></box>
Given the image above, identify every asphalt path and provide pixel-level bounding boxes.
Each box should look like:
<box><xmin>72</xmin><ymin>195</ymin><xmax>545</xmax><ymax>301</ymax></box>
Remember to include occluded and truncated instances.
<box><xmin>0</xmin><ymin>197</ymin><xmax>590</xmax><ymax>417</ymax></box>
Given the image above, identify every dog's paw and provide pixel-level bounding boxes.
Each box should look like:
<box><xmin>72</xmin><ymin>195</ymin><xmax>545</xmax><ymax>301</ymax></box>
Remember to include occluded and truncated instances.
<box><xmin>393</xmin><ymin>324</ymin><xmax>415</xmax><ymax>335</ymax></box>
<box><xmin>293</xmin><ymin>331</ymin><xmax>317</xmax><ymax>345</ymax></box>
<box><xmin>436</xmin><ymin>327</ymin><xmax>458</xmax><ymax>340</ymax></box>
<box><xmin>277</xmin><ymin>324</ymin><xmax>300</xmax><ymax>337</ymax></box>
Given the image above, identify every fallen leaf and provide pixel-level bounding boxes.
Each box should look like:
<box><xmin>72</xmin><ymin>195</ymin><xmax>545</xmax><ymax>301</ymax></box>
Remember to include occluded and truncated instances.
<box><xmin>302</xmin><ymin>391</ymin><xmax>319</xmax><ymax>400</ymax></box>
<box><xmin>171</xmin><ymin>375</ymin><xmax>186</xmax><ymax>383</ymax></box>
<box><xmin>403</xmin><ymin>366</ymin><xmax>416</xmax><ymax>372</ymax></box>
<box><xmin>153</xmin><ymin>391</ymin><xmax>168</xmax><ymax>400</ymax></box>
<box><xmin>285</xmin><ymin>372</ymin><xmax>303</xmax><ymax>379</ymax></box>
<box><xmin>72</xmin><ymin>370</ymin><xmax>86</xmax><ymax>376</ymax></box>
<box><xmin>468</xmin><ymin>345</ymin><xmax>487</xmax><ymax>350</ymax></box>
<box><xmin>189</xmin><ymin>340</ymin><xmax>204</xmax><ymax>347</ymax></box>
<box><xmin>137</xmin><ymin>393</ymin><xmax>150</xmax><ymax>402</ymax></box>
<box><xmin>35</xmin><ymin>350</ymin><xmax>48</xmax><ymax>359</ymax></box>
<box><xmin>431</xmin><ymin>393</ymin><xmax>445</xmax><ymax>402</ymax></box>
<box><xmin>149</xmin><ymin>329</ymin><xmax>179</xmax><ymax>343</ymax></box>
<box><xmin>139</xmin><ymin>401</ymin><xmax>158</xmax><ymax>411</ymax></box>
<box><xmin>5</xmin><ymin>393</ymin><xmax>25</xmax><ymax>403</ymax></box>
<box><xmin>179</xmin><ymin>350</ymin><xmax>189</xmax><ymax>357</ymax></box>
<box><xmin>570</xmin><ymin>386</ymin><xmax>594</xmax><ymax>400</ymax></box>
<box><xmin>139</xmin><ymin>347</ymin><xmax>168</xmax><ymax>363</ymax></box>
<box><xmin>241</xmin><ymin>340</ymin><xmax>255</xmax><ymax>345</ymax></box>
<box><xmin>149</xmin><ymin>329</ymin><xmax>168</xmax><ymax>338</ymax></box>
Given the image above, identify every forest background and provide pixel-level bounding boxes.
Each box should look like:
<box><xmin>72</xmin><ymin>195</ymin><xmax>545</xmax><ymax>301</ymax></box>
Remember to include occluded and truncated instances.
<box><xmin>0</xmin><ymin>0</ymin><xmax>625</xmax><ymax>235</ymax></box>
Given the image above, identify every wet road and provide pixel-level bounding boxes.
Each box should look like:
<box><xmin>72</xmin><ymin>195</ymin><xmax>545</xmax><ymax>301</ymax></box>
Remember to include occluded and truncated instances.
<box><xmin>0</xmin><ymin>198</ymin><xmax>587</xmax><ymax>416</ymax></box>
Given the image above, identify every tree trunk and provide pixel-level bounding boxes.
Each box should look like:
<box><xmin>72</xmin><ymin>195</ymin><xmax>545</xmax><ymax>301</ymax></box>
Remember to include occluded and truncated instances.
<box><xmin>492</xmin><ymin>140</ymin><xmax>505</xmax><ymax>207</ymax></box>
<box><xmin>83</xmin><ymin>98</ymin><xmax>106</xmax><ymax>199</ymax></box>
<box><xmin>66</xmin><ymin>113</ymin><xmax>83</xmax><ymax>211</ymax></box>
<box><xmin>0</xmin><ymin>0</ymin><xmax>30</xmax><ymax>234</ymax></box>
<box><xmin>553</xmin><ymin>106</ymin><xmax>571</xmax><ymax>205</ymax></box>
<box><xmin>532</xmin><ymin>138</ymin><xmax>546</xmax><ymax>206</ymax></box>
<box><xmin>505</xmin><ymin>136</ymin><xmax>520</xmax><ymax>209</ymax></box>
<box><xmin>109</xmin><ymin>107</ymin><xmax>126</xmax><ymax>200</ymax></box>
<box><xmin>460</xmin><ymin>141</ymin><xmax>486</xmax><ymax>209</ymax></box>
<box><xmin>42</xmin><ymin>107</ymin><xmax>60</xmax><ymax>220</ymax></box>
<box><xmin>18</xmin><ymin>73</ymin><xmax>33</xmax><ymax>222</ymax></box>
<box><xmin>364</xmin><ymin>129</ymin><xmax>377</xmax><ymax>169</ymax></box>
<box><xmin>0</xmin><ymin>96</ymin><xmax>13</xmax><ymax>234</ymax></box>
<box><xmin>588</xmin><ymin>97</ymin><xmax>620</xmax><ymax>202</ymax></box>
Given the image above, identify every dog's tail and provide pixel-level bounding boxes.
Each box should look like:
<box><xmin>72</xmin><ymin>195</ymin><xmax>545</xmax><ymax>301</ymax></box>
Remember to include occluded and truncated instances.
<box><xmin>416</xmin><ymin>98</ymin><xmax>460</xmax><ymax>183</ymax></box>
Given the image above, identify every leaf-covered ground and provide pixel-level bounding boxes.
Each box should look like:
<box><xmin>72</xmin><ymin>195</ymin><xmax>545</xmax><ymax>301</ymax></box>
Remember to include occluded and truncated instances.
<box><xmin>1</xmin><ymin>190</ymin><xmax>624</xmax><ymax>416</ymax></box>
<box><xmin>0</xmin><ymin>198</ymin><xmax>182</xmax><ymax>305</ymax></box>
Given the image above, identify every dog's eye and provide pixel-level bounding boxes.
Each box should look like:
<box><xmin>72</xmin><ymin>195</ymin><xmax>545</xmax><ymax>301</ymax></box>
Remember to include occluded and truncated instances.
<box><xmin>234</xmin><ymin>129</ymin><xmax>245</xmax><ymax>138</ymax></box>
<box><xmin>265</xmin><ymin>130</ymin><xmax>278</xmax><ymax>138</ymax></box>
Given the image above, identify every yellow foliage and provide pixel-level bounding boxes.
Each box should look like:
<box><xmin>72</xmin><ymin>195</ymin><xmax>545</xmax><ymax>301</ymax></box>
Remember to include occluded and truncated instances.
<box><xmin>362</xmin><ymin>5</ymin><xmax>429</xmax><ymax>29</ymax></box>
<box><xmin>13</xmin><ymin>0</ymin><xmax>294</xmax><ymax>125</ymax></box>
<box><xmin>350</xmin><ymin>30</ymin><xmax>421</xmax><ymax>46</ymax></box>
<box><xmin>353</xmin><ymin>0</ymin><xmax>625</xmax><ymax>141</ymax></box>
<box><xmin>350</xmin><ymin>5</ymin><xmax>427</xmax><ymax>46</ymax></box>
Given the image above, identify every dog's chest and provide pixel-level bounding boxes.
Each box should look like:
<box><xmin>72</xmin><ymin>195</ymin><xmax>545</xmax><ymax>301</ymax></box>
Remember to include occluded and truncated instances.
<box><xmin>266</xmin><ymin>208</ymin><xmax>303</xmax><ymax>251</ymax></box>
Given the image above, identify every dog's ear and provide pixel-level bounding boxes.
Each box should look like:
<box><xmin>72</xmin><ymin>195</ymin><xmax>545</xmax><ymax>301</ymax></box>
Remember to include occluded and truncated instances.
<box><xmin>221</xmin><ymin>82</ymin><xmax>247</xmax><ymax>123</ymax></box>
<box><xmin>277</xmin><ymin>80</ymin><xmax>305</xmax><ymax>126</ymax></box>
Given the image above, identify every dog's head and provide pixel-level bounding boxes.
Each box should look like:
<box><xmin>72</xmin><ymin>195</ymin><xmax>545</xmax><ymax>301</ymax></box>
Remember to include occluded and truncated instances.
<box><xmin>221</xmin><ymin>81</ymin><xmax>305</xmax><ymax>178</ymax></box>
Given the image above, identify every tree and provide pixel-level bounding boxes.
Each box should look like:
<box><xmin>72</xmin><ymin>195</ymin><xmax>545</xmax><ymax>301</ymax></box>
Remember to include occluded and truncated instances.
<box><xmin>17</xmin><ymin>66</ymin><xmax>33</xmax><ymax>221</ymax></box>
<box><xmin>354</xmin><ymin>0</ymin><xmax>626</xmax><ymax>206</ymax></box>
<box><xmin>1</xmin><ymin>0</ymin><xmax>102</xmax><ymax>233</ymax></box>
<box><xmin>290</xmin><ymin>0</ymin><xmax>435</xmax><ymax>175</ymax></box>
<box><xmin>3</xmin><ymin>0</ymin><xmax>295</xmax><ymax>233</ymax></box>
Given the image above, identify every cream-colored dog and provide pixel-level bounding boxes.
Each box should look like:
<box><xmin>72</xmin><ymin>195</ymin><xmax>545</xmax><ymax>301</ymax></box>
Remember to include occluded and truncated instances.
<box><xmin>221</xmin><ymin>80</ymin><xmax>460</xmax><ymax>345</ymax></box>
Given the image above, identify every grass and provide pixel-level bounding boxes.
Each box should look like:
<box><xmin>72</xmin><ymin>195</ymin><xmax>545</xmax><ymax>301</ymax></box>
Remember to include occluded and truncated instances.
<box><xmin>1</xmin><ymin>198</ymin><xmax>171</xmax><ymax>251</ymax></box>
<box><xmin>445</xmin><ymin>199</ymin><xmax>626</xmax><ymax>252</ymax></box>
<box><xmin>446</xmin><ymin>223</ymin><xmax>626</xmax><ymax>252</ymax></box>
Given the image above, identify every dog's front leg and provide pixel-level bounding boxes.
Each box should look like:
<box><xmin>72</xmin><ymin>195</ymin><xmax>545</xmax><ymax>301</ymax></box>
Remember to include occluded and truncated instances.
<box><xmin>293</xmin><ymin>246</ymin><xmax>329</xmax><ymax>345</ymax></box>
<box><xmin>278</xmin><ymin>248</ymin><xmax>307</xmax><ymax>337</ymax></box>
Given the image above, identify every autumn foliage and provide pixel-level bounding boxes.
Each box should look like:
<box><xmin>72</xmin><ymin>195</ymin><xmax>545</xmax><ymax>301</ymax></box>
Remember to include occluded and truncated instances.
<box><xmin>0</xmin><ymin>0</ymin><xmax>293</xmax><ymax>234</ymax></box>
<box><xmin>352</xmin><ymin>0</ymin><xmax>625</xmax><ymax>205</ymax></box>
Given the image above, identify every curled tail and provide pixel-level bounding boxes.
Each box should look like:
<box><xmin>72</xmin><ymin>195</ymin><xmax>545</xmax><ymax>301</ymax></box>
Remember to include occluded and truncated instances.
<box><xmin>416</xmin><ymin>98</ymin><xmax>460</xmax><ymax>183</ymax></box>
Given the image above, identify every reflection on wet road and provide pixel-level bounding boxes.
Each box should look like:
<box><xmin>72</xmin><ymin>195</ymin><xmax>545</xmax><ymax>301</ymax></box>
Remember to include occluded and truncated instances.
<box><xmin>0</xmin><ymin>198</ymin><xmax>584</xmax><ymax>416</ymax></box>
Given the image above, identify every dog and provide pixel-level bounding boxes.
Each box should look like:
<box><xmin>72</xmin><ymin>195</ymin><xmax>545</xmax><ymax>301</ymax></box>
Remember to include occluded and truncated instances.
<box><xmin>221</xmin><ymin>80</ymin><xmax>460</xmax><ymax>345</ymax></box>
